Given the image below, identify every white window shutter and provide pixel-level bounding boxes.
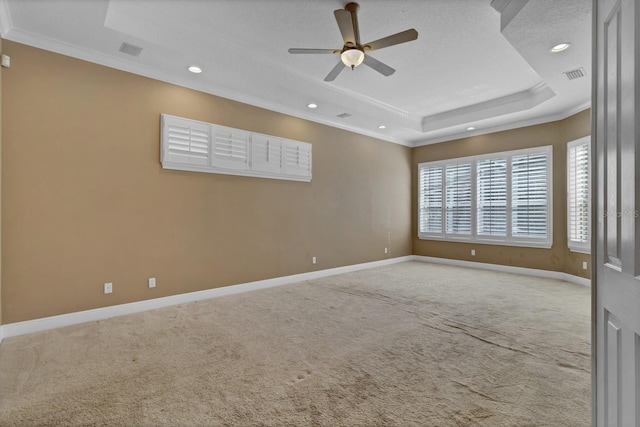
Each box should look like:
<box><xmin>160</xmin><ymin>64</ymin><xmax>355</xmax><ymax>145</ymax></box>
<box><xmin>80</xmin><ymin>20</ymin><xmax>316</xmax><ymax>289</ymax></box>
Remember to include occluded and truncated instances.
<box><xmin>445</xmin><ymin>162</ymin><xmax>472</xmax><ymax>235</ymax></box>
<box><xmin>477</xmin><ymin>158</ymin><xmax>507</xmax><ymax>236</ymax></box>
<box><xmin>418</xmin><ymin>165</ymin><xmax>443</xmax><ymax>235</ymax></box>
<box><xmin>511</xmin><ymin>152</ymin><xmax>549</xmax><ymax>238</ymax></box>
<box><xmin>283</xmin><ymin>140</ymin><xmax>312</xmax><ymax>178</ymax></box>
<box><xmin>161</xmin><ymin>115</ymin><xmax>211</xmax><ymax>168</ymax></box>
<box><xmin>567</xmin><ymin>137</ymin><xmax>590</xmax><ymax>252</ymax></box>
<box><xmin>160</xmin><ymin>114</ymin><xmax>311</xmax><ymax>182</ymax></box>
<box><xmin>418</xmin><ymin>145</ymin><xmax>551</xmax><ymax>248</ymax></box>
<box><xmin>212</xmin><ymin>125</ymin><xmax>249</xmax><ymax>171</ymax></box>
<box><xmin>251</xmin><ymin>134</ymin><xmax>283</xmax><ymax>175</ymax></box>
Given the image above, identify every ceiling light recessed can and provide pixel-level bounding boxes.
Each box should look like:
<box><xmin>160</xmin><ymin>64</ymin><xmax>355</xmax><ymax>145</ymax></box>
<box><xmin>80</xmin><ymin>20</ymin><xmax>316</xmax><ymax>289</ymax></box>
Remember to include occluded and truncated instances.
<box><xmin>378</xmin><ymin>125</ymin><xmax>386</xmax><ymax>129</ymax></box>
<box><xmin>188</xmin><ymin>65</ymin><xmax>202</xmax><ymax>73</ymax></box>
<box><xmin>550</xmin><ymin>43</ymin><xmax>571</xmax><ymax>53</ymax></box>
<box><xmin>307</xmin><ymin>103</ymin><xmax>318</xmax><ymax>109</ymax></box>
<box><xmin>467</xmin><ymin>126</ymin><xmax>475</xmax><ymax>131</ymax></box>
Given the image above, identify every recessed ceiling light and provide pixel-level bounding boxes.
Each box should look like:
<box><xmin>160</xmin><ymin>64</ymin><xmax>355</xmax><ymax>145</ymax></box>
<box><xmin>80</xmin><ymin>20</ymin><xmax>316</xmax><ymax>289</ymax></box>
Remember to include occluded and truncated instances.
<box><xmin>550</xmin><ymin>43</ymin><xmax>571</xmax><ymax>53</ymax></box>
<box><xmin>378</xmin><ymin>125</ymin><xmax>386</xmax><ymax>129</ymax></box>
<box><xmin>307</xmin><ymin>103</ymin><xmax>318</xmax><ymax>109</ymax></box>
<box><xmin>467</xmin><ymin>126</ymin><xmax>475</xmax><ymax>131</ymax></box>
<box><xmin>187</xmin><ymin>65</ymin><xmax>202</xmax><ymax>73</ymax></box>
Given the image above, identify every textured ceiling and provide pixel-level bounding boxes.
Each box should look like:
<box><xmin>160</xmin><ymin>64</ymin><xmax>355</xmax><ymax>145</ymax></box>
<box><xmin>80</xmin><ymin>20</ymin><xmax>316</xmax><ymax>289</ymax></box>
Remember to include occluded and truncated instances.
<box><xmin>0</xmin><ymin>0</ymin><xmax>591</xmax><ymax>146</ymax></box>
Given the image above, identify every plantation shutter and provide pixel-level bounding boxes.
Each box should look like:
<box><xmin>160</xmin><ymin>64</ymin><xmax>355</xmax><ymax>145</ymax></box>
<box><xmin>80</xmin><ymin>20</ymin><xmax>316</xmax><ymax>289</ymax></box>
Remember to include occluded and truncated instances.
<box><xmin>418</xmin><ymin>165</ymin><xmax>443</xmax><ymax>235</ymax></box>
<box><xmin>568</xmin><ymin>138</ymin><xmax>590</xmax><ymax>251</ymax></box>
<box><xmin>160</xmin><ymin>115</ymin><xmax>311</xmax><ymax>181</ymax></box>
<box><xmin>252</xmin><ymin>134</ymin><xmax>283</xmax><ymax>174</ymax></box>
<box><xmin>511</xmin><ymin>152</ymin><xmax>549</xmax><ymax>238</ymax></box>
<box><xmin>477</xmin><ymin>158</ymin><xmax>507</xmax><ymax>236</ymax></box>
<box><xmin>445</xmin><ymin>162</ymin><xmax>472</xmax><ymax>235</ymax></box>
<box><xmin>212</xmin><ymin>125</ymin><xmax>249</xmax><ymax>170</ymax></box>
<box><xmin>161</xmin><ymin>116</ymin><xmax>211</xmax><ymax>168</ymax></box>
<box><xmin>283</xmin><ymin>140</ymin><xmax>312</xmax><ymax>178</ymax></box>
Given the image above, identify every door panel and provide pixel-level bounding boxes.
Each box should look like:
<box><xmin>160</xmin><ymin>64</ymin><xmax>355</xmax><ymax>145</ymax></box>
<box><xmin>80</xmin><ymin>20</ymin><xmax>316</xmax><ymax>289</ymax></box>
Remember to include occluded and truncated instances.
<box><xmin>604</xmin><ymin>312</ymin><xmax>621</xmax><ymax>426</ymax></box>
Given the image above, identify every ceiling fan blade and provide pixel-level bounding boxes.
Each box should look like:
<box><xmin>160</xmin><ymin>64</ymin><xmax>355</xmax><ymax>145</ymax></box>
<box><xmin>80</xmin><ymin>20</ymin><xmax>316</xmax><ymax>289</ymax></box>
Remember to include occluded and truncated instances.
<box><xmin>288</xmin><ymin>48</ymin><xmax>339</xmax><ymax>54</ymax></box>
<box><xmin>362</xmin><ymin>55</ymin><xmax>395</xmax><ymax>76</ymax></box>
<box><xmin>364</xmin><ymin>29</ymin><xmax>418</xmax><ymax>52</ymax></box>
<box><xmin>324</xmin><ymin>60</ymin><xmax>346</xmax><ymax>82</ymax></box>
<box><xmin>334</xmin><ymin>9</ymin><xmax>356</xmax><ymax>45</ymax></box>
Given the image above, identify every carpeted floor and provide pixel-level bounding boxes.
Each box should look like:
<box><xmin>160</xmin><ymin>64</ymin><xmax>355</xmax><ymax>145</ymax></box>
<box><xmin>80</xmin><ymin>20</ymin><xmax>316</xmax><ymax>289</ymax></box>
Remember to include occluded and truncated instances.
<box><xmin>0</xmin><ymin>262</ymin><xmax>591</xmax><ymax>426</ymax></box>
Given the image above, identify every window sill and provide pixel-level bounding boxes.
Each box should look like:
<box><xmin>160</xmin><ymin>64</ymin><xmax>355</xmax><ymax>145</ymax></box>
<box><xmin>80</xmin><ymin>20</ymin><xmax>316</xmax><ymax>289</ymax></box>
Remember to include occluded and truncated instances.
<box><xmin>418</xmin><ymin>235</ymin><xmax>552</xmax><ymax>249</ymax></box>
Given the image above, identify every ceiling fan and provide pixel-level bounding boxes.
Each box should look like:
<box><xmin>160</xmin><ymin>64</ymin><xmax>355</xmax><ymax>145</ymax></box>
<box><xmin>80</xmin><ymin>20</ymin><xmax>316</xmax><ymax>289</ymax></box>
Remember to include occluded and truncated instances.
<box><xmin>288</xmin><ymin>2</ymin><xmax>418</xmax><ymax>82</ymax></box>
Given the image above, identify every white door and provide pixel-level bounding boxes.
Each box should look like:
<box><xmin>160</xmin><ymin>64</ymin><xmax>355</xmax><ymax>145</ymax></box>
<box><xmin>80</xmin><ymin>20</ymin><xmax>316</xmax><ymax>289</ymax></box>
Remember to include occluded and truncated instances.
<box><xmin>594</xmin><ymin>0</ymin><xmax>640</xmax><ymax>425</ymax></box>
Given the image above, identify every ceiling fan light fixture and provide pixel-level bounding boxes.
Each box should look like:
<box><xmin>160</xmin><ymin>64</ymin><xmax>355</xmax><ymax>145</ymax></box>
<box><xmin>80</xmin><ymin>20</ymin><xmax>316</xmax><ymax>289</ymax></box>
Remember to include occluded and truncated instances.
<box><xmin>341</xmin><ymin>49</ymin><xmax>365</xmax><ymax>69</ymax></box>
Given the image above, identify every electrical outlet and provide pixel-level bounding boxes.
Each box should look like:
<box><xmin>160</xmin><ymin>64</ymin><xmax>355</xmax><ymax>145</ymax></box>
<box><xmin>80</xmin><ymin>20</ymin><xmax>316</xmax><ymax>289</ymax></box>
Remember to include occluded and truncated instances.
<box><xmin>582</xmin><ymin>261</ymin><xmax>588</xmax><ymax>270</ymax></box>
<box><xmin>1</xmin><ymin>54</ymin><xmax>10</xmax><ymax>68</ymax></box>
<box><xmin>384</xmin><ymin>247</ymin><xmax>388</xmax><ymax>254</ymax></box>
<box><xmin>471</xmin><ymin>249</ymin><xmax>476</xmax><ymax>256</ymax></box>
<box><xmin>312</xmin><ymin>256</ymin><xmax>317</xmax><ymax>264</ymax></box>
<box><xmin>104</xmin><ymin>282</ymin><xmax>113</xmax><ymax>294</ymax></box>
<box><xmin>148</xmin><ymin>277</ymin><xmax>156</xmax><ymax>288</ymax></box>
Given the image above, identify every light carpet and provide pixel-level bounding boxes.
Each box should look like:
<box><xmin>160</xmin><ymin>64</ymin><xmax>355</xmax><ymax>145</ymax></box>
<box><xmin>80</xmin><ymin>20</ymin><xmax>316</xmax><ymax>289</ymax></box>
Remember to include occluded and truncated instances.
<box><xmin>0</xmin><ymin>262</ymin><xmax>591</xmax><ymax>426</ymax></box>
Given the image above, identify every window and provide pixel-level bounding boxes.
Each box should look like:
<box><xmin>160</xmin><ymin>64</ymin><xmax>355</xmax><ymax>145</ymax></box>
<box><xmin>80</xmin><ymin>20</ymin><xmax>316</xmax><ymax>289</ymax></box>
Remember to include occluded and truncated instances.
<box><xmin>160</xmin><ymin>114</ymin><xmax>312</xmax><ymax>182</ymax></box>
<box><xmin>418</xmin><ymin>146</ymin><xmax>552</xmax><ymax>248</ymax></box>
<box><xmin>418</xmin><ymin>165</ymin><xmax>443</xmax><ymax>234</ymax></box>
<box><xmin>477</xmin><ymin>158</ymin><xmax>507</xmax><ymax>237</ymax></box>
<box><xmin>445</xmin><ymin>163</ymin><xmax>472</xmax><ymax>235</ymax></box>
<box><xmin>567</xmin><ymin>136</ymin><xmax>590</xmax><ymax>253</ymax></box>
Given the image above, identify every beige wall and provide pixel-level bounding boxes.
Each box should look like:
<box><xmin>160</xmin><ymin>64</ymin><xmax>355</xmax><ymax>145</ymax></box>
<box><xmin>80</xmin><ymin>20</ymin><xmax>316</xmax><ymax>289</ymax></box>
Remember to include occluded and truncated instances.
<box><xmin>1</xmin><ymin>41</ymin><xmax>412</xmax><ymax>324</ymax></box>
<box><xmin>412</xmin><ymin>109</ymin><xmax>591</xmax><ymax>278</ymax></box>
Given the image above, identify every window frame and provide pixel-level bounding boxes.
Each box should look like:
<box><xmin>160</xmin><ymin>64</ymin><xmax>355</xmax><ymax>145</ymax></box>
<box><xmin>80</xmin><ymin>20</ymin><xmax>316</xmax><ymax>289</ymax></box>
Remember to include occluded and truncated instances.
<box><xmin>418</xmin><ymin>145</ymin><xmax>553</xmax><ymax>248</ymax></box>
<box><xmin>566</xmin><ymin>136</ymin><xmax>591</xmax><ymax>253</ymax></box>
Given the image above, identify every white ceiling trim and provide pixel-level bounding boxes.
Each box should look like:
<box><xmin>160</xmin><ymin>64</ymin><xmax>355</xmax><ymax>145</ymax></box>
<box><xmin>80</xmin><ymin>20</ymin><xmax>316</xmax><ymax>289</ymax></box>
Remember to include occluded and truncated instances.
<box><xmin>421</xmin><ymin>82</ymin><xmax>555</xmax><ymax>132</ymax></box>
<box><xmin>413</xmin><ymin>100</ymin><xmax>591</xmax><ymax>147</ymax></box>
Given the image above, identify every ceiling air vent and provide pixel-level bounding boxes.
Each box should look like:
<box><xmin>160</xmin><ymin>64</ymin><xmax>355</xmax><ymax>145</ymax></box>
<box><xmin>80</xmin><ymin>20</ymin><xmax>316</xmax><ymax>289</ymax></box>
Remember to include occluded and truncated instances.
<box><xmin>563</xmin><ymin>67</ymin><xmax>586</xmax><ymax>80</ymax></box>
<box><xmin>337</xmin><ymin>113</ymin><xmax>352</xmax><ymax>119</ymax></box>
<box><xmin>119</xmin><ymin>42</ymin><xmax>143</xmax><ymax>57</ymax></box>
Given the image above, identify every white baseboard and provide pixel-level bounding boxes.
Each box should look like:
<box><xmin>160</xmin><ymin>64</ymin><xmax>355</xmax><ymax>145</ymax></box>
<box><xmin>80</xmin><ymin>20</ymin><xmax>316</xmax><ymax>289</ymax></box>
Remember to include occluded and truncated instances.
<box><xmin>411</xmin><ymin>255</ymin><xmax>591</xmax><ymax>288</ymax></box>
<box><xmin>0</xmin><ymin>256</ymin><xmax>413</xmax><ymax>340</ymax></box>
<box><xmin>0</xmin><ymin>254</ymin><xmax>590</xmax><ymax>342</ymax></box>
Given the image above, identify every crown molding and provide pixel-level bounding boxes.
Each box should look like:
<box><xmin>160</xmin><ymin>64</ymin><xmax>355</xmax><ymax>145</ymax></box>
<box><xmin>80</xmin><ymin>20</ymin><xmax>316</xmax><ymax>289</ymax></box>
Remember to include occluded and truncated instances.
<box><xmin>412</xmin><ymin>101</ymin><xmax>591</xmax><ymax>147</ymax></box>
<box><xmin>420</xmin><ymin>82</ymin><xmax>555</xmax><ymax>133</ymax></box>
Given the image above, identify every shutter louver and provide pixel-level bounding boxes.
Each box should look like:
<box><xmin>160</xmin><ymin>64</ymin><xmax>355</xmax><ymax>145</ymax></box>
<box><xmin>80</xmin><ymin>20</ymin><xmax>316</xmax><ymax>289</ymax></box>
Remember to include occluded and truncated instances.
<box><xmin>477</xmin><ymin>158</ymin><xmax>507</xmax><ymax>236</ymax></box>
<box><xmin>445</xmin><ymin>163</ymin><xmax>472</xmax><ymax>235</ymax></box>
<box><xmin>252</xmin><ymin>134</ymin><xmax>283</xmax><ymax>174</ymax></box>
<box><xmin>418</xmin><ymin>165</ymin><xmax>443</xmax><ymax>235</ymax></box>
<box><xmin>162</xmin><ymin>116</ymin><xmax>211</xmax><ymax>168</ymax></box>
<box><xmin>283</xmin><ymin>140</ymin><xmax>312</xmax><ymax>178</ymax></box>
<box><xmin>511</xmin><ymin>153</ymin><xmax>548</xmax><ymax>238</ymax></box>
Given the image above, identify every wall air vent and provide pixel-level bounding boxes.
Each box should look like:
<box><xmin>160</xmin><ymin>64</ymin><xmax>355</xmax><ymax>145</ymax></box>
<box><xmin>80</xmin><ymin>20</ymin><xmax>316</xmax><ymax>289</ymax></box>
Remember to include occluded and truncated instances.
<box><xmin>563</xmin><ymin>67</ymin><xmax>586</xmax><ymax>80</ymax></box>
<box><xmin>119</xmin><ymin>42</ymin><xmax>143</xmax><ymax>57</ymax></box>
<box><xmin>337</xmin><ymin>113</ymin><xmax>352</xmax><ymax>119</ymax></box>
